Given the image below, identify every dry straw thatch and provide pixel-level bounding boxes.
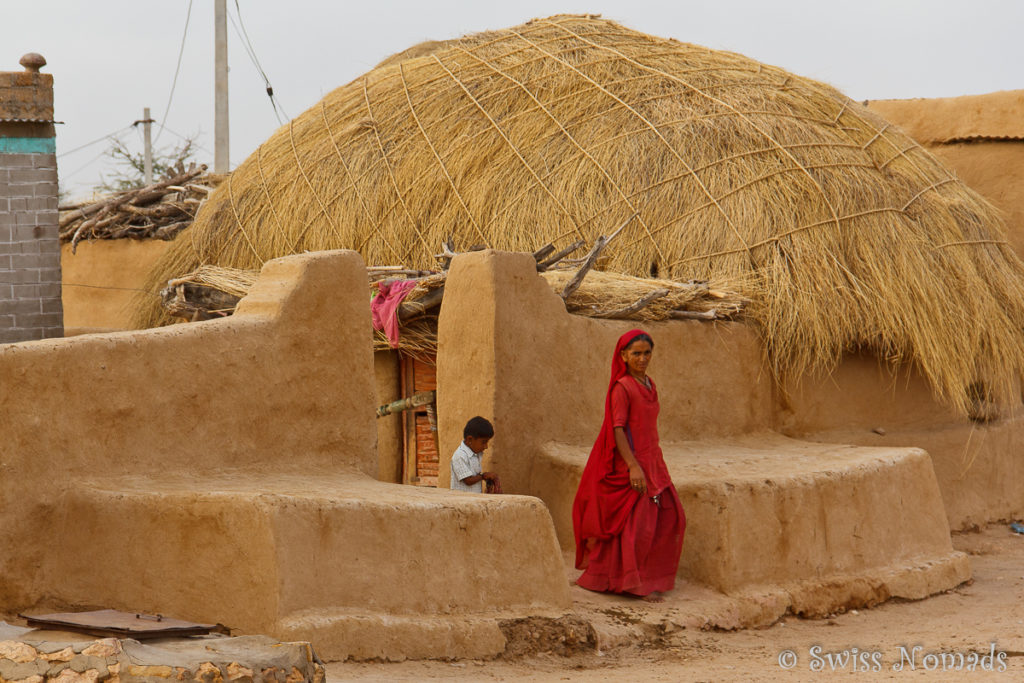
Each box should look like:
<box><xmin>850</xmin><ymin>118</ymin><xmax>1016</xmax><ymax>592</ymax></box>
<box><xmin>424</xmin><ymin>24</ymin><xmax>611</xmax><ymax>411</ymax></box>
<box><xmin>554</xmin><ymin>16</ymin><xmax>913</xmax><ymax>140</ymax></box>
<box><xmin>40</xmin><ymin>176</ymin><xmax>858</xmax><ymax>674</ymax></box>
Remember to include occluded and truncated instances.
<box><xmin>138</xmin><ymin>14</ymin><xmax>1024</xmax><ymax>414</ymax></box>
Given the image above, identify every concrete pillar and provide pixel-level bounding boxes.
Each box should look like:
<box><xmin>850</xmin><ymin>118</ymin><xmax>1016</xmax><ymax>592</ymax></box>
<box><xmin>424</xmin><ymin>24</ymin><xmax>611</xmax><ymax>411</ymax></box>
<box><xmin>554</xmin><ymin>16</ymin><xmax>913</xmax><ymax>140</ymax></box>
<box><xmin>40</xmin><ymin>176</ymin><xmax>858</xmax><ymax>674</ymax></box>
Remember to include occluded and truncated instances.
<box><xmin>0</xmin><ymin>53</ymin><xmax>63</xmax><ymax>343</ymax></box>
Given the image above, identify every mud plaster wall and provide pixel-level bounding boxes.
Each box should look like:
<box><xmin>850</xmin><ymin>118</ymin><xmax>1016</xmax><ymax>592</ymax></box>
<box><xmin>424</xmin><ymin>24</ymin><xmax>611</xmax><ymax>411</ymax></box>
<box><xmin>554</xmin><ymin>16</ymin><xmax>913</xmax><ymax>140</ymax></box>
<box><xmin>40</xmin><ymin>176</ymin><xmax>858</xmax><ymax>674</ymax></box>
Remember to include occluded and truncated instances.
<box><xmin>0</xmin><ymin>250</ymin><xmax>377</xmax><ymax>608</ymax></box>
<box><xmin>779</xmin><ymin>357</ymin><xmax>1024</xmax><ymax>530</ymax></box>
<box><xmin>61</xmin><ymin>240</ymin><xmax>171</xmax><ymax>335</ymax></box>
<box><xmin>2</xmin><ymin>250</ymin><xmax>571</xmax><ymax>657</ymax></box>
<box><xmin>436</xmin><ymin>250</ymin><xmax>773</xmax><ymax>493</ymax></box>
<box><xmin>927</xmin><ymin>143</ymin><xmax>1024</xmax><ymax>257</ymax></box>
<box><xmin>59</xmin><ymin>239</ymin><xmax>407</xmax><ymax>484</ymax></box>
<box><xmin>436</xmin><ymin>251</ymin><xmax>1024</xmax><ymax>532</ymax></box>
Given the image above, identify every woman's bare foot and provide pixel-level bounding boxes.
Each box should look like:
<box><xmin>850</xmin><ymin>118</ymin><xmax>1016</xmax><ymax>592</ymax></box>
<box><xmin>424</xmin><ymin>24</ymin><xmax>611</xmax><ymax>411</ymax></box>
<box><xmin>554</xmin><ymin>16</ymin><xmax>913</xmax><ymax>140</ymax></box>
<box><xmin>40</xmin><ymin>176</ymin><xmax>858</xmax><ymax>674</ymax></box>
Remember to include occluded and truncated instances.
<box><xmin>641</xmin><ymin>593</ymin><xmax>664</xmax><ymax>603</ymax></box>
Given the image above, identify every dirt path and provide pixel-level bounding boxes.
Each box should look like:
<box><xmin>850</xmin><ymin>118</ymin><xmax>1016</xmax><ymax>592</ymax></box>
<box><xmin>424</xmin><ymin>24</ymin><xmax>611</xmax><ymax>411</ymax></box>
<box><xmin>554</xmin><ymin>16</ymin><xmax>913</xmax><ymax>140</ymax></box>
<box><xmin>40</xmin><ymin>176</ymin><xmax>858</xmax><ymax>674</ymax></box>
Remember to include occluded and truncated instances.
<box><xmin>329</xmin><ymin>524</ymin><xmax>1024</xmax><ymax>681</ymax></box>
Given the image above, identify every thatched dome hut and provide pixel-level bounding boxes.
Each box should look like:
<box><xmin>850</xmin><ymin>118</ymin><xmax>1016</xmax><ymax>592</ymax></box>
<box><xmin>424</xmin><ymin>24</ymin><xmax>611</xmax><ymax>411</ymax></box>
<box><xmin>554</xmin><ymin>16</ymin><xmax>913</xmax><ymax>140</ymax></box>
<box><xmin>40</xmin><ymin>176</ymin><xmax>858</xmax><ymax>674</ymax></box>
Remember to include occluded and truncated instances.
<box><xmin>140</xmin><ymin>14</ymin><xmax>1024</xmax><ymax>414</ymax></box>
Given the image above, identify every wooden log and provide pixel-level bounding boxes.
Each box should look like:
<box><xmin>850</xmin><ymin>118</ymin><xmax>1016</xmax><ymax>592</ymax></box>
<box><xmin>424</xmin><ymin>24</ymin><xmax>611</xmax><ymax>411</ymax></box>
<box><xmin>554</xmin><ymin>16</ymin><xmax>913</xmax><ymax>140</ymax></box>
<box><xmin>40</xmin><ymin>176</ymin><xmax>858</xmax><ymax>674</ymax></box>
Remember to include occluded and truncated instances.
<box><xmin>58</xmin><ymin>167</ymin><xmax>205</xmax><ymax>229</ymax></box>
<box><xmin>532</xmin><ymin>243</ymin><xmax>556</xmax><ymax>262</ymax></box>
<box><xmin>398</xmin><ymin>285</ymin><xmax>445</xmax><ymax>322</ymax></box>
<box><xmin>436</xmin><ymin>238</ymin><xmax>456</xmax><ymax>270</ymax></box>
<box><xmin>127</xmin><ymin>169</ymin><xmax>205</xmax><ymax>206</ymax></box>
<box><xmin>670</xmin><ymin>309</ymin><xmax>718</xmax><ymax>321</ymax></box>
<box><xmin>151</xmin><ymin>220</ymin><xmax>193</xmax><ymax>240</ymax></box>
<box><xmin>367</xmin><ymin>268</ymin><xmax>435</xmax><ymax>280</ymax></box>
<box><xmin>560</xmin><ymin>214</ymin><xmax>637</xmax><ymax>300</ymax></box>
<box><xmin>376</xmin><ymin>390</ymin><xmax>436</xmax><ymax>418</ymax></box>
<box><xmin>160</xmin><ymin>281</ymin><xmax>243</xmax><ymax>321</ymax></box>
<box><xmin>122</xmin><ymin>203</ymin><xmax>184</xmax><ymax>219</ymax></box>
<box><xmin>537</xmin><ymin>239</ymin><xmax>585</xmax><ymax>271</ymax></box>
<box><xmin>591</xmin><ymin>288</ymin><xmax>670</xmax><ymax>318</ymax></box>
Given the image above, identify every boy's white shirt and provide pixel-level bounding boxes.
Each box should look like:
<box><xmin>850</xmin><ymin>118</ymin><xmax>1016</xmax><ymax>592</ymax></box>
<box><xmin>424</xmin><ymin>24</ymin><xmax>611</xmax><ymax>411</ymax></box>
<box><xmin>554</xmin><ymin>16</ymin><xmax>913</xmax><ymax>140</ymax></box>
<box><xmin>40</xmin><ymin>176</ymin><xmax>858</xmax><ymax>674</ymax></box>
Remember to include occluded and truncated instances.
<box><xmin>450</xmin><ymin>441</ymin><xmax>483</xmax><ymax>492</ymax></box>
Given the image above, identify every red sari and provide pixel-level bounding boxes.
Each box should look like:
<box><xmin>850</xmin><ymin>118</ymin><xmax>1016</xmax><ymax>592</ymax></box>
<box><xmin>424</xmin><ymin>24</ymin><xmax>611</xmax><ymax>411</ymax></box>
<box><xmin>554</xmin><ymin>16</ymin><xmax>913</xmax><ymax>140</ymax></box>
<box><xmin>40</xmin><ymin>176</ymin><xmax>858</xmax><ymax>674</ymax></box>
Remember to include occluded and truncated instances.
<box><xmin>572</xmin><ymin>329</ymin><xmax>685</xmax><ymax>596</ymax></box>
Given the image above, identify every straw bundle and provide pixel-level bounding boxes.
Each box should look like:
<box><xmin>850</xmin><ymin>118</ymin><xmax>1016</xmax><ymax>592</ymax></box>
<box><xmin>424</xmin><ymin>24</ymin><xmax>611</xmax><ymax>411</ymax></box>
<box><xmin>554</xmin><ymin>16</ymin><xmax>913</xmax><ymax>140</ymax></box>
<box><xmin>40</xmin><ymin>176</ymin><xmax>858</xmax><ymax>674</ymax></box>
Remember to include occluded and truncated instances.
<box><xmin>160</xmin><ymin>265</ymin><xmax>259</xmax><ymax>321</ymax></box>
<box><xmin>167</xmin><ymin>264</ymin><xmax>259</xmax><ymax>299</ymax></box>
<box><xmin>138</xmin><ymin>14</ymin><xmax>1024</xmax><ymax>414</ymax></box>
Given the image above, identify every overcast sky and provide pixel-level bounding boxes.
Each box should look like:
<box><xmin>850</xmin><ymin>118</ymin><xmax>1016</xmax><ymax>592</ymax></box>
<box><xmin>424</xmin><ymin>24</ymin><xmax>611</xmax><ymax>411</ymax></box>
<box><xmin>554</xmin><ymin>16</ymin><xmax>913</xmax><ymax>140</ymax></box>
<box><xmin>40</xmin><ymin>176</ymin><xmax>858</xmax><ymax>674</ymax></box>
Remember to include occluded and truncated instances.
<box><xmin>3</xmin><ymin>0</ymin><xmax>1021</xmax><ymax>199</ymax></box>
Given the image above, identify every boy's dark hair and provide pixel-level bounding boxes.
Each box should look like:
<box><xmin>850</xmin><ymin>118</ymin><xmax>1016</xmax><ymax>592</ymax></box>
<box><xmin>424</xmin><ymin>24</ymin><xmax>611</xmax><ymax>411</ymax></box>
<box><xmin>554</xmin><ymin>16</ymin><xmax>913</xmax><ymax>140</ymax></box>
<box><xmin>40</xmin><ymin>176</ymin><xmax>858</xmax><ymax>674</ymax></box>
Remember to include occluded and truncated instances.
<box><xmin>464</xmin><ymin>416</ymin><xmax>495</xmax><ymax>439</ymax></box>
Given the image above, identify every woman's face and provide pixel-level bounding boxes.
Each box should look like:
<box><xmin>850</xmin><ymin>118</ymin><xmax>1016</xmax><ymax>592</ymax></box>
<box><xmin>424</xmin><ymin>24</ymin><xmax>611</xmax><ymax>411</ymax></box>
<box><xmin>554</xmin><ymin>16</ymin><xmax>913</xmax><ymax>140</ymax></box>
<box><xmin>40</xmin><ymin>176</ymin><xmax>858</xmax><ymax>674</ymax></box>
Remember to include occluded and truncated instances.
<box><xmin>620</xmin><ymin>339</ymin><xmax>653</xmax><ymax>377</ymax></box>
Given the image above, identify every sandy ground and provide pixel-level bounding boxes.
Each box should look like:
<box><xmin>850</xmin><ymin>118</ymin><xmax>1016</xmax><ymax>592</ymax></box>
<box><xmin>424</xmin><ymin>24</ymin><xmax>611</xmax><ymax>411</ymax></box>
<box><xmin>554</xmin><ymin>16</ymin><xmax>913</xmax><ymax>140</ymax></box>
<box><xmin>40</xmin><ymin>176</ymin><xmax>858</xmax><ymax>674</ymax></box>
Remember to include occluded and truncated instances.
<box><xmin>329</xmin><ymin>524</ymin><xmax>1024</xmax><ymax>681</ymax></box>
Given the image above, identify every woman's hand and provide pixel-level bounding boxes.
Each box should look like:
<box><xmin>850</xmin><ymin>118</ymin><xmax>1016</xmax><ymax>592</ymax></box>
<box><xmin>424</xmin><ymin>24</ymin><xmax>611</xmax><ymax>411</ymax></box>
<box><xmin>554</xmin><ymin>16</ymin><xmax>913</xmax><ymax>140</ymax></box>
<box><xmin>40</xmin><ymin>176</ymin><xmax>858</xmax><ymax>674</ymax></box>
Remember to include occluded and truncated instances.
<box><xmin>628</xmin><ymin>463</ymin><xmax>647</xmax><ymax>494</ymax></box>
<box><xmin>614</xmin><ymin>427</ymin><xmax>647</xmax><ymax>494</ymax></box>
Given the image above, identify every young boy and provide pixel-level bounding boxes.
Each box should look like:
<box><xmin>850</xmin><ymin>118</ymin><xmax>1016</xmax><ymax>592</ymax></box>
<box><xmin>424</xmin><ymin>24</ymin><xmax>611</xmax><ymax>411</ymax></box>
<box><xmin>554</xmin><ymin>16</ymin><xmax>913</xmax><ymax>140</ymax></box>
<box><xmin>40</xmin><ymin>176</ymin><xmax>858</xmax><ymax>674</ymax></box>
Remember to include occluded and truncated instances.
<box><xmin>450</xmin><ymin>416</ymin><xmax>502</xmax><ymax>493</ymax></box>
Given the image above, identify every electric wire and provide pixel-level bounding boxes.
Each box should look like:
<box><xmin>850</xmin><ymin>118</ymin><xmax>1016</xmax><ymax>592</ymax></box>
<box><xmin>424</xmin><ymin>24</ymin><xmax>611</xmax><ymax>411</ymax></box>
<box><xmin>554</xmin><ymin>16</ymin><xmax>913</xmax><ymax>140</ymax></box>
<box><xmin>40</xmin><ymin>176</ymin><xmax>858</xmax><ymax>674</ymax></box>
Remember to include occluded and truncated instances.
<box><xmin>229</xmin><ymin>1</ymin><xmax>287</xmax><ymax>121</ymax></box>
<box><xmin>154</xmin><ymin>0</ymin><xmax>194</xmax><ymax>145</ymax></box>
<box><xmin>229</xmin><ymin>0</ymin><xmax>289</xmax><ymax>124</ymax></box>
<box><xmin>61</xmin><ymin>147</ymin><xmax>112</xmax><ymax>180</ymax></box>
<box><xmin>57</xmin><ymin>124</ymin><xmax>134</xmax><ymax>159</ymax></box>
<box><xmin>227</xmin><ymin>8</ymin><xmax>286</xmax><ymax>125</ymax></box>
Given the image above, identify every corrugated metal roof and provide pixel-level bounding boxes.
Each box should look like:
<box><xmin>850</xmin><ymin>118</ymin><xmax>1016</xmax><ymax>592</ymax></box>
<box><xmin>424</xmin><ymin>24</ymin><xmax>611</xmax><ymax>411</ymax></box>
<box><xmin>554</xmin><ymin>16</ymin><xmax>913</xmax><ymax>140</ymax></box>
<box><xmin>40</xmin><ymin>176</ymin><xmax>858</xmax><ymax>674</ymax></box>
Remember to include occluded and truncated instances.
<box><xmin>0</xmin><ymin>117</ymin><xmax>62</xmax><ymax>124</ymax></box>
<box><xmin>20</xmin><ymin>609</ymin><xmax>219</xmax><ymax>639</ymax></box>
<box><xmin>868</xmin><ymin>90</ymin><xmax>1024</xmax><ymax>144</ymax></box>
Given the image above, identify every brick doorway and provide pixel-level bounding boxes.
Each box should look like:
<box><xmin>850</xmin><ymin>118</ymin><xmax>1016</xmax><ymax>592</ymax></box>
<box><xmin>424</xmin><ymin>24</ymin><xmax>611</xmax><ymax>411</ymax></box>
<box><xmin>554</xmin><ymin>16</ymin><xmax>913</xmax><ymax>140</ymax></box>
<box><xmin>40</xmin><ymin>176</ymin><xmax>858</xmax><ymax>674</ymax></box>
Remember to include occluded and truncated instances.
<box><xmin>399</xmin><ymin>353</ymin><xmax>439</xmax><ymax>486</ymax></box>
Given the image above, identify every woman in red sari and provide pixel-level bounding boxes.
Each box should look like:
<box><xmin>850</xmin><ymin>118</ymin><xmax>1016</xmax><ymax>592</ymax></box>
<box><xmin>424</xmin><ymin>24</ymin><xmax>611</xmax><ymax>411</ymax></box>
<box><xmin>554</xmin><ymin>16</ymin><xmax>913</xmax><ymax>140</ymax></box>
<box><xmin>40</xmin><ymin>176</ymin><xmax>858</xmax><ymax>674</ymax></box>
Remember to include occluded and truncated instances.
<box><xmin>572</xmin><ymin>329</ymin><xmax>685</xmax><ymax>601</ymax></box>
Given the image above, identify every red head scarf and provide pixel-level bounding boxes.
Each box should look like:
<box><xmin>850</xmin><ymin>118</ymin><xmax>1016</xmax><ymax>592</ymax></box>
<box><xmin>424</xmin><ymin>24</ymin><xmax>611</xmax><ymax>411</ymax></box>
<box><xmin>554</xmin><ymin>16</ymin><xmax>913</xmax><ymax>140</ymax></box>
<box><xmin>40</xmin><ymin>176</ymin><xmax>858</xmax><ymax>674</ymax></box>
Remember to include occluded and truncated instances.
<box><xmin>571</xmin><ymin>329</ymin><xmax>651</xmax><ymax>568</ymax></box>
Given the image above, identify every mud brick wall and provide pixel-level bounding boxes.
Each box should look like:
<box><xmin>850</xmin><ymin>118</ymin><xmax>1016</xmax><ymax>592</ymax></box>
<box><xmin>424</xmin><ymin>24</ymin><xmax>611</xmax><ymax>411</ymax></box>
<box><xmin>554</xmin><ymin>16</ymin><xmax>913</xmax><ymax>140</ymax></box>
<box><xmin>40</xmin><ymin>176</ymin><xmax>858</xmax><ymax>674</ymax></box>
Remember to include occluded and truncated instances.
<box><xmin>0</xmin><ymin>55</ymin><xmax>62</xmax><ymax>343</ymax></box>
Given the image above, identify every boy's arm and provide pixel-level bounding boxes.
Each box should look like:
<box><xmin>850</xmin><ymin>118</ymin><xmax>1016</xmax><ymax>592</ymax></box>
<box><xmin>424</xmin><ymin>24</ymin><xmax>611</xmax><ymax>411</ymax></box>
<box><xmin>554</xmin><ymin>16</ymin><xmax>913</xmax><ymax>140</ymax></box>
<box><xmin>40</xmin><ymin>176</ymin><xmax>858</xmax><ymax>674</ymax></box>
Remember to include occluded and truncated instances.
<box><xmin>452</xmin><ymin>450</ymin><xmax>496</xmax><ymax>486</ymax></box>
<box><xmin>459</xmin><ymin>471</ymin><xmax>497</xmax><ymax>485</ymax></box>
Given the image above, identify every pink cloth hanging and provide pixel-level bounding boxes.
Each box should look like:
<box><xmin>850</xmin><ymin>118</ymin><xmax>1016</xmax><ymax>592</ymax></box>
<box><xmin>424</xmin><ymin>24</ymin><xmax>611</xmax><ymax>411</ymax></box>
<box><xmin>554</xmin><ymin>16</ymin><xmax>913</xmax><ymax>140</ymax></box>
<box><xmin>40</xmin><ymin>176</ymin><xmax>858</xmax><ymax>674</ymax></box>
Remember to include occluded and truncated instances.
<box><xmin>370</xmin><ymin>279</ymin><xmax>418</xmax><ymax>348</ymax></box>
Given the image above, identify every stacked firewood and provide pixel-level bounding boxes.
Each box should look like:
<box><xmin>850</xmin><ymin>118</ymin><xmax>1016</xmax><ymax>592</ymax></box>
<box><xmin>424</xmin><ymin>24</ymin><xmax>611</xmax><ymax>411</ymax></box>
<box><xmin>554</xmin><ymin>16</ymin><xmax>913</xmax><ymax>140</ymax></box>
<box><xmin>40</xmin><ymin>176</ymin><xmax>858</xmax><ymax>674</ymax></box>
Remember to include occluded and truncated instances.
<box><xmin>159</xmin><ymin>217</ymin><xmax>748</xmax><ymax>332</ymax></box>
<box><xmin>58</xmin><ymin>165</ymin><xmax>222</xmax><ymax>251</ymax></box>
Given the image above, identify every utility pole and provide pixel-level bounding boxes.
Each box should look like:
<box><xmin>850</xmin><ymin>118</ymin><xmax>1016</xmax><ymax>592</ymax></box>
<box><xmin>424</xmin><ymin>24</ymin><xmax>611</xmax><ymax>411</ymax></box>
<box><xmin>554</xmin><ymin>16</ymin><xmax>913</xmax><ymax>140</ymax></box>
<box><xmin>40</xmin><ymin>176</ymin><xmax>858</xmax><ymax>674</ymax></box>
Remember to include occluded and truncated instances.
<box><xmin>214</xmin><ymin>0</ymin><xmax>229</xmax><ymax>173</ymax></box>
<box><xmin>142</xmin><ymin>107</ymin><xmax>153</xmax><ymax>185</ymax></box>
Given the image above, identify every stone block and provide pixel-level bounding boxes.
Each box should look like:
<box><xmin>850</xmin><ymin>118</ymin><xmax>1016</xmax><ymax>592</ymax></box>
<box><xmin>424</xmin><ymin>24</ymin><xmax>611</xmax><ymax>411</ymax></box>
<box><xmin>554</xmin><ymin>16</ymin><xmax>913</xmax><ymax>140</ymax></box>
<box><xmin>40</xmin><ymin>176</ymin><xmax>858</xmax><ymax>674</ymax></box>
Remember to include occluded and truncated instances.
<box><xmin>34</xmin><ymin>183</ymin><xmax>59</xmax><ymax>199</ymax></box>
<box><xmin>33</xmin><ymin>225</ymin><xmax>60</xmax><ymax>241</ymax></box>
<box><xmin>14</xmin><ymin>225</ymin><xmax>45</xmax><ymax>241</ymax></box>
<box><xmin>0</xmin><ymin>153</ymin><xmax>35</xmax><ymax>168</ymax></box>
<box><xmin>11</xmin><ymin>253</ymin><xmax>45</xmax><ymax>269</ymax></box>
<box><xmin>0</xmin><ymin>298</ymin><xmax>41</xmax><ymax>315</ymax></box>
<box><xmin>14</xmin><ymin>168</ymin><xmax>58</xmax><ymax>184</ymax></box>
<box><xmin>0</xmin><ymin>640</ymin><xmax>39</xmax><ymax>663</ymax></box>
<box><xmin>5</xmin><ymin>268</ymin><xmax>41</xmax><ymax>283</ymax></box>
<box><xmin>39</xmin><ymin>264</ymin><xmax>63</xmax><ymax>279</ymax></box>
<box><xmin>0</xmin><ymin>329</ymin><xmax>30</xmax><ymax>344</ymax></box>
<box><xmin>17</xmin><ymin>312</ymin><xmax>63</xmax><ymax>329</ymax></box>
<box><xmin>11</xmin><ymin>283</ymin><xmax>41</xmax><ymax>299</ymax></box>
<box><xmin>40</xmin><ymin>300</ymin><xmax>64</xmax><ymax>316</ymax></box>
<box><xmin>40</xmin><ymin>646</ymin><xmax>76</xmax><ymax>662</ymax></box>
